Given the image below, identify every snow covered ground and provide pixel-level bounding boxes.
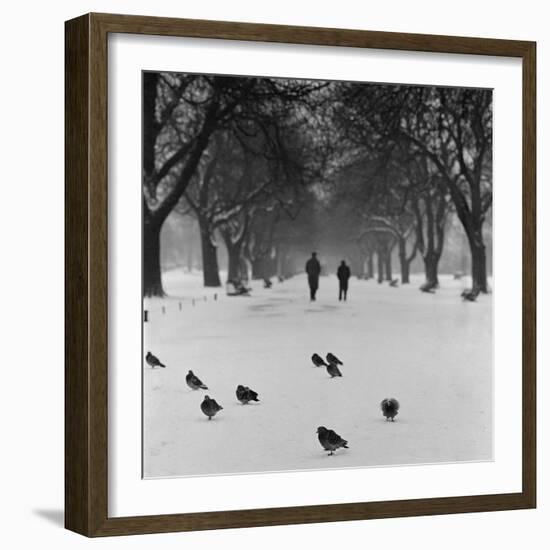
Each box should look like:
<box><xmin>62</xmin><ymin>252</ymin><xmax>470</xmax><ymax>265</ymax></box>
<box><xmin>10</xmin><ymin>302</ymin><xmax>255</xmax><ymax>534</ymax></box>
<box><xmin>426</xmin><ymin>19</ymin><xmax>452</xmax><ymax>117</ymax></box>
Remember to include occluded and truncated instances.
<box><xmin>143</xmin><ymin>271</ymin><xmax>493</xmax><ymax>478</ymax></box>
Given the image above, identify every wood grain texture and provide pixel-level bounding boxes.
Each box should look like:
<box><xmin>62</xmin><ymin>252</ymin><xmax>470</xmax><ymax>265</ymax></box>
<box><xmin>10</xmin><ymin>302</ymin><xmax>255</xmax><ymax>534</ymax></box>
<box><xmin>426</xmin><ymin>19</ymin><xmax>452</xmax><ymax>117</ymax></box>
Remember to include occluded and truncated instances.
<box><xmin>65</xmin><ymin>14</ymin><xmax>91</xmax><ymax>535</ymax></box>
<box><xmin>64</xmin><ymin>12</ymin><xmax>537</xmax><ymax>537</ymax></box>
<box><xmin>521</xmin><ymin>42</ymin><xmax>537</xmax><ymax>508</ymax></box>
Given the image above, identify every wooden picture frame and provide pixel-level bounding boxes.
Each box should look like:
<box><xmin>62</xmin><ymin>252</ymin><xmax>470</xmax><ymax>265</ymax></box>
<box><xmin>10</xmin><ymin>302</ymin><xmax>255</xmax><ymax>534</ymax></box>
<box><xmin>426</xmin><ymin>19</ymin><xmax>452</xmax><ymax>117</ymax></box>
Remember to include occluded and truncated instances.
<box><xmin>65</xmin><ymin>12</ymin><xmax>536</xmax><ymax>537</ymax></box>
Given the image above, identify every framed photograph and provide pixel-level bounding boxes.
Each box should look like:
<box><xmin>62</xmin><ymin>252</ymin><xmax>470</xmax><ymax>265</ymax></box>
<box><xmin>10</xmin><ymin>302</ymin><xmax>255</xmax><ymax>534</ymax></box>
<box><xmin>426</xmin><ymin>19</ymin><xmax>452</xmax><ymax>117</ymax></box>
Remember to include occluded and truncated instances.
<box><xmin>65</xmin><ymin>13</ymin><xmax>536</xmax><ymax>536</ymax></box>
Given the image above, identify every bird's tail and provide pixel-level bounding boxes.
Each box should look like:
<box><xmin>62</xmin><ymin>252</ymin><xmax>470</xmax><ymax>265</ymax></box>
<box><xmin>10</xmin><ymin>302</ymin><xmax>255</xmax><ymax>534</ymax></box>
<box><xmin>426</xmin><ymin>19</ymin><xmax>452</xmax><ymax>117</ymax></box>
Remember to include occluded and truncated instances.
<box><xmin>159</xmin><ymin>363</ymin><xmax>166</xmax><ymax>368</ymax></box>
<box><xmin>200</xmin><ymin>384</ymin><xmax>208</xmax><ymax>390</ymax></box>
<box><xmin>342</xmin><ymin>441</ymin><xmax>349</xmax><ymax>448</ymax></box>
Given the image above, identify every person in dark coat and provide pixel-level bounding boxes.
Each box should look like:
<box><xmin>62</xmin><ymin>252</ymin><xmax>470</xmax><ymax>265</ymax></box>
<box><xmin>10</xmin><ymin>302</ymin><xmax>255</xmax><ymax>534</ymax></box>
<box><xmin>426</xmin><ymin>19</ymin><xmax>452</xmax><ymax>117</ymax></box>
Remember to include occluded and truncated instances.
<box><xmin>305</xmin><ymin>252</ymin><xmax>321</xmax><ymax>301</ymax></box>
<box><xmin>337</xmin><ymin>260</ymin><xmax>351</xmax><ymax>301</ymax></box>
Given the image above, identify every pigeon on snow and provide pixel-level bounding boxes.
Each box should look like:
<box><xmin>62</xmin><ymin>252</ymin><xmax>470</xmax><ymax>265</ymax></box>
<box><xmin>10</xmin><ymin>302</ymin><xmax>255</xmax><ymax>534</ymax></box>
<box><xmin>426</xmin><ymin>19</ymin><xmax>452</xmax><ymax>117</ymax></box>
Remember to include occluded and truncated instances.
<box><xmin>236</xmin><ymin>385</ymin><xmax>260</xmax><ymax>404</ymax></box>
<box><xmin>200</xmin><ymin>395</ymin><xmax>223</xmax><ymax>420</ymax></box>
<box><xmin>317</xmin><ymin>426</ymin><xmax>349</xmax><ymax>456</ymax></box>
<box><xmin>326</xmin><ymin>353</ymin><xmax>343</xmax><ymax>366</ymax></box>
<box><xmin>326</xmin><ymin>362</ymin><xmax>343</xmax><ymax>378</ymax></box>
<box><xmin>381</xmin><ymin>398</ymin><xmax>400</xmax><ymax>421</ymax></box>
<box><xmin>186</xmin><ymin>370</ymin><xmax>208</xmax><ymax>390</ymax></box>
<box><xmin>146</xmin><ymin>351</ymin><xmax>166</xmax><ymax>369</ymax></box>
<box><xmin>311</xmin><ymin>353</ymin><xmax>328</xmax><ymax>367</ymax></box>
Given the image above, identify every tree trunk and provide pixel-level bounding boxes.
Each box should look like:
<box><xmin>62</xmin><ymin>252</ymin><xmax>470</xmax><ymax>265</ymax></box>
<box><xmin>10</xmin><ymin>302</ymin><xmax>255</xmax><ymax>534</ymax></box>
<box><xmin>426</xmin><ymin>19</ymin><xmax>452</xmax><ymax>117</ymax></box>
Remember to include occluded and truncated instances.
<box><xmin>399</xmin><ymin>253</ymin><xmax>410</xmax><ymax>284</ymax></box>
<box><xmin>251</xmin><ymin>258</ymin><xmax>265</xmax><ymax>280</ymax></box>
<box><xmin>199</xmin><ymin>220</ymin><xmax>221</xmax><ymax>287</ymax></box>
<box><xmin>241</xmin><ymin>257</ymin><xmax>251</xmax><ymax>282</ymax></box>
<box><xmin>226</xmin><ymin>243</ymin><xmax>242</xmax><ymax>282</ymax></box>
<box><xmin>469</xmin><ymin>237</ymin><xmax>488</xmax><ymax>292</ymax></box>
<box><xmin>398</xmin><ymin>238</ymin><xmax>410</xmax><ymax>284</ymax></box>
<box><xmin>366</xmin><ymin>252</ymin><xmax>374</xmax><ymax>279</ymax></box>
<box><xmin>143</xmin><ymin>219</ymin><xmax>164</xmax><ymax>297</ymax></box>
<box><xmin>384</xmin><ymin>251</ymin><xmax>392</xmax><ymax>281</ymax></box>
<box><xmin>275</xmin><ymin>245</ymin><xmax>288</xmax><ymax>279</ymax></box>
<box><xmin>142</xmin><ymin>75</ymin><xmax>163</xmax><ymax>297</ymax></box>
<box><xmin>185</xmin><ymin>221</ymin><xmax>196</xmax><ymax>272</ymax></box>
<box><xmin>423</xmin><ymin>253</ymin><xmax>440</xmax><ymax>288</ymax></box>
<box><xmin>377</xmin><ymin>250</ymin><xmax>384</xmax><ymax>283</ymax></box>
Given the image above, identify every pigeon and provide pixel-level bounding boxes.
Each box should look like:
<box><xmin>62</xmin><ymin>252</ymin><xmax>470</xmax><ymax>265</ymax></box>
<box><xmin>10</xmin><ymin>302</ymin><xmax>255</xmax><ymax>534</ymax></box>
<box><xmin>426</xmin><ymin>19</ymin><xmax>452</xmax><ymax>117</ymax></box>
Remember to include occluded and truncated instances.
<box><xmin>186</xmin><ymin>370</ymin><xmax>208</xmax><ymax>390</ymax></box>
<box><xmin>146</xmin><ymin>351</ymin><xmax>166</xmax><ymax>369</ymax></box>
<box><xmin>200</xmin><ymin>395</ymin><xmax>223</xmax><ymax>420</ymax></box>
<box><xmin>236</xmin><ymin>385</ymin><xmax>260</xmax><ymax>404</ymax></box>
<box><xmin>311</xmin><ymin>353</ymin><xmax>328</xmax><ymax>367</ymax></box>
<box><xmin>389</xmin><ymin>279</ymin><xmax>399</xmax><ymax>287</ymax></box>
<box><xmin>326</xmin><ymin>362</ymin><xmax>343</xmax><ymax>378</ymax></box>
<box><xmin>381</xmin><ymin>398</ymin><xmax>400</xmax><ymax>421</ymax></box>
<box><xmin>326</xmin><ymin>353</ymin><xmax>343</xmax><ymax>366</ymax></box>
<box><xmin>317</xmin><ymin>426</ymin><xmax>349</xmax><ymax>456</ymax></box>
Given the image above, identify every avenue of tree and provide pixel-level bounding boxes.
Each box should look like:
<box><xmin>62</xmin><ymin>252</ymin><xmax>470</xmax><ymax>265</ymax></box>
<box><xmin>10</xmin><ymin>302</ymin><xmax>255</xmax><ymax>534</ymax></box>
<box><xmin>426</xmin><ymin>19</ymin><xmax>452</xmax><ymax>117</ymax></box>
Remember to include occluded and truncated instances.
<box><xmin>142</xmin><ymin>72</ymin><xmax>492</xmax><ymax>296</ymax></box>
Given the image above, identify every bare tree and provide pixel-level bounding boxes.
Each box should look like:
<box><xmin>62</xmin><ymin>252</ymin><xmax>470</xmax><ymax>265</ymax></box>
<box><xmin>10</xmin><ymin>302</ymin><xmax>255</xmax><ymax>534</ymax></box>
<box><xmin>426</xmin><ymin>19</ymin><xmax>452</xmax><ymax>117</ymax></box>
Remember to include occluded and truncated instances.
<box><xmin>143</xmin><ymin>73</ymin><xmax>325</xmax><ymax>295</ymax></box>
<box><xmin>335</xmin><ymin>83</ymin><xmax>492</xmax><ymax>291</ymax></box>
<box><xmin>397</xmin><ymin>87</ymin><xmax>492</xmax><ymax>291</ymax></box>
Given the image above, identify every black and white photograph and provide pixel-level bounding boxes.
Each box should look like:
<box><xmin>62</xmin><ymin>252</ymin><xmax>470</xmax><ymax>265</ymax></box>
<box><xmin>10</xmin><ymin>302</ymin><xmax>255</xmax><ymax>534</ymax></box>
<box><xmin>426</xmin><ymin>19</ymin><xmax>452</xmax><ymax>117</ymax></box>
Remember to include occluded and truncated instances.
<box><xmin>142</xmin><ymin>71</ymin><xmax>493</xmax><ymax>478</ymax></box>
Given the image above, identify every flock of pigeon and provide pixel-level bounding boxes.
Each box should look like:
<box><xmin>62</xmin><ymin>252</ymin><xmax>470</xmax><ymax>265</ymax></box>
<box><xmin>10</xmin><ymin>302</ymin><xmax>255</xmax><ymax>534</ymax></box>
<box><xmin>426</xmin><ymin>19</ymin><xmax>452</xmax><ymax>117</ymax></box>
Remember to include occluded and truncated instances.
<box><xmin>145</xmin><ymin>349</ymin><xmax>400</xmax><ymax>457</ymax></box>
<box><xmin>145</xmin><ymin>351</ymin><xmax>244</xmax><ymax>420</ymax></box>
<box><xmin>310</xmin><ymin>352</ymin><xmax>400</xmax><ymax>455</ymax></box>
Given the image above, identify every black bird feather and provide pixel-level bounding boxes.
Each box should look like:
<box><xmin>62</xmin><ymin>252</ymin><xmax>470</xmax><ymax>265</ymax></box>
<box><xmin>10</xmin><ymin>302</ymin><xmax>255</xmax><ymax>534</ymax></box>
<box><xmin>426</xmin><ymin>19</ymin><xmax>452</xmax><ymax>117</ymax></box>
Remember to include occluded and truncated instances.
<box><xmin>200</xmin><ymin>395</ymin><xmax>223</xmax><ymax>420</ymax></box>
<box><xmin>311</xmin><ymin>353</ymin><xmax>328</xmax><ymax>367</ymax></box>
<box><xmin>146</xmin><ymin>351</ymin><xmax>166</xmax><ymax>368</ymax></box>
<box><xmin>317</xmin><ymin>426</ymin><xmax>349</xmax><ymax>455</ymax></box>
<box><xmin>326</xmin><ymin>362</ymin><xmax>343</xmax><ymax>378</ymax></box>
<box><xmin>326</xmin><ymin>353</ymin><xmax>343</xmax><ymax>365</ymax></box>
<box><xmin>381</xmin><ymin>397</ymin><xmax>400</xmax><ymax>421</ymax></box>
<box><xmin>186</xmin><ymin>370</ymin><xmax>208</xmax><ymax>390</ymax></box>
<box><xmin>236</xmin><ymin>385</ymin><xmax>260</xmax><ymax>404</ymax></box>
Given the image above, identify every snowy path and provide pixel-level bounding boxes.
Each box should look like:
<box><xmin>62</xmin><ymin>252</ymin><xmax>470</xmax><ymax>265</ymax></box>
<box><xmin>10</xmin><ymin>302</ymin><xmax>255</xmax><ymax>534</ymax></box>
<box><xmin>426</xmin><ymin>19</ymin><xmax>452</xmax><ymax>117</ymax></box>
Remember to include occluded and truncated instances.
<box><xmin>143</xmin><ymin>272</ymin><xmax>492</xmax><ymax>478</ymax></box>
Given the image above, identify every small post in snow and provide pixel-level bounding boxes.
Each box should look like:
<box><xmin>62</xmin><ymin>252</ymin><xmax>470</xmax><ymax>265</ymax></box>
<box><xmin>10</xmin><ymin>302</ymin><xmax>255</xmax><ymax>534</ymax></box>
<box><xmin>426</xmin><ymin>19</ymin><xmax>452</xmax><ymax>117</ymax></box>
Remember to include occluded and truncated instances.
<box><xmin>144</xmin><ymin>310</ymin><xmax>148</xmax><ymax>323</ymax></box>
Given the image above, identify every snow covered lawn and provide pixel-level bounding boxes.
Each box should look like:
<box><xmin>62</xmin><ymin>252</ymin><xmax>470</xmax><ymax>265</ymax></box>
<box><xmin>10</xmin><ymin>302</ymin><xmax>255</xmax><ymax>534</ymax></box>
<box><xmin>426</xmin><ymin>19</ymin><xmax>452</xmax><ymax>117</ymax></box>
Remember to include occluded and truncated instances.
<box><xmin>143</xmin><ymin>271</ymin><xmax>492</xmax><ymax>478</ymax></box>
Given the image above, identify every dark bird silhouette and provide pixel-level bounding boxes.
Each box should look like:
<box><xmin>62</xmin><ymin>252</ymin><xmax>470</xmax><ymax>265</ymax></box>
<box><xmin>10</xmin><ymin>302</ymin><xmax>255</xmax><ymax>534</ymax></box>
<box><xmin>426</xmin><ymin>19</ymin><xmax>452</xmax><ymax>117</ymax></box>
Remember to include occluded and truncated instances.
<box><xmin>317</xmin><ymin>426</ymin><xmax>349</xmax><ymax>455</ymax></box>
<box><xmin>381</xmin><ymin>398</ymin><xmax>400</xmax><ymax>421</ymax></box>
<box><xmin>389</xmin><ymin>279</ymin><xmax>399</xmax><ymax>287</ymax></box>
<box><xmin>146</xmin><ymin>351</ymin><xmax>166</xmax><ymax>369</ymax></box>
<box><xmin>186</xmin><ymin>370</ymin><xmax>208</xmax><ymax>390</ymax></box>
<box><xmin>236</xmin><ymin>385</ymin><xmax>260</xmax><ymax>404</ymax></box>
<box><xmin>200</xmin><ymin>395</ymin><xmax>223</xmax><ymax>420</ymax></box>
<box><xmin>326</xmin><ymin>353</ymin><xmax>343</xmax><ymax>366</ymax></box>
<box><xmin>327</xmin><ymin>362</ymin><xmax>343</xmax><ymax>378</ymax></box>
<box><xmin>311</xmin><ymin>353</ymin><xmax>328</xmax><ymax>367</ymax></box>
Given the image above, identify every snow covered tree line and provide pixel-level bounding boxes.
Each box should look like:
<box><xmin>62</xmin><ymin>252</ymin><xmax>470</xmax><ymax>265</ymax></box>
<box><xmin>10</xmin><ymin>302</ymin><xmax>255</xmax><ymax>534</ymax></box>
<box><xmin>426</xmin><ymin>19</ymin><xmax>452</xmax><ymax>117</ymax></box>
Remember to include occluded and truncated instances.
<box><xmin>142</xmin><ymin>72</ymin><xmax>492</xmax><ymax>297</ymax></box>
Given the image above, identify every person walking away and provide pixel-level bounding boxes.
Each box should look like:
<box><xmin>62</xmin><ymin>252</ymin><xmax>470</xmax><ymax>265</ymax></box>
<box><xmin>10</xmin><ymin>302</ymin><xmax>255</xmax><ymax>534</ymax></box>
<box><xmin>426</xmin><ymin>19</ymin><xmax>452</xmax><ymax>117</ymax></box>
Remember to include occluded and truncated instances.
<box><xmin>337</xmin><ymin>260</ymin><xmax>351</xmax><ymax>301</ymax></box>
<box><xmin>305</xmin><ymin>252</ymin><xmax>321</xmax><ymax>301</ymax></box>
